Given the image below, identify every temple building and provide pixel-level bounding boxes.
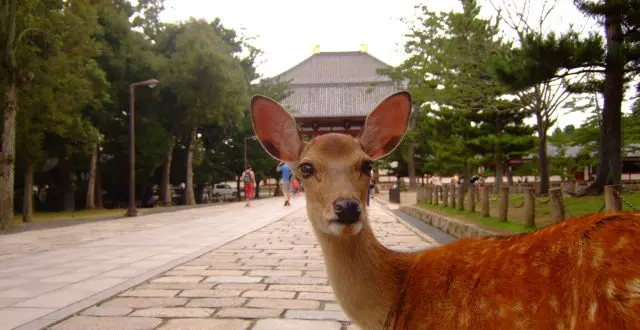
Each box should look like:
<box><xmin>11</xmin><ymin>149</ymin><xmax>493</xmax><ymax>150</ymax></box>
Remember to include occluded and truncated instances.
<box><xmin>272</xmin><ymin>45</ymin><xmax>403</xmax><ymax>137</ymax></box>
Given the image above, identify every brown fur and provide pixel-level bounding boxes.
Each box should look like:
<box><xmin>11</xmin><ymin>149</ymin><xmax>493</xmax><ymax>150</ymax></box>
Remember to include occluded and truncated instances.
<box><xmin>250</xmin><ymin>92</ymin><xmax>640</xmax><ymax>329</ymax></box>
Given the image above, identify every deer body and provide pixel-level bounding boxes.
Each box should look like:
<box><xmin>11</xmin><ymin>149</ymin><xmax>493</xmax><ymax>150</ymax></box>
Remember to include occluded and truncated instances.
<box><xmin>251</xmin><ymin>92</ymin><xmax>640</xmax><ymax>329</ymax></box>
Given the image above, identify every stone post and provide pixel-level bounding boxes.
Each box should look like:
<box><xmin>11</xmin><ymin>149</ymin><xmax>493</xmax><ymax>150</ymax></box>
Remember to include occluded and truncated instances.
<box><xmin>433</xmin><ymin>185</ymin><xmax>439</xmax><ymax>206</ymax></box>
<box><xmin>468</xmin><ymin>186</ymin><xmax>475</xmax><ymax>212</ymax></box>
<box><xmin>481</xmin><ymin>186</ymin><xmax>490</xmax><ymax>217</ymax></box>
<box><xmin>457</xmin><ymin>185</ymin><xmax>465</xmax><ymax>211</ymax></box>
<box><xmin>443</xmin><ymin>185</ymin><xmax>450</xmax><ymax>208</ymax></box>
<box><xmin>523</xmin><ymin>187</ymin><xmax>535</xmax><ymax>227</ymax></box>
<box><xmin>450</xmin><ymin>185</ymin><xmax>456</xmax><ymax>209</ymax></box>
<box><xmin>550</xmin><ymin>187</ymin><xmax>565</xmax><ymax>223</ymax></box>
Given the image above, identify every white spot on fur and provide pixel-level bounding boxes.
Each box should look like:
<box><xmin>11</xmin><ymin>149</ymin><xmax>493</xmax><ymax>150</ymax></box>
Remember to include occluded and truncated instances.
<box><xmin>513</xmin><ymin>301</ymin><xmax>523</xmax><ymax>312</ymax></box>
<box><xmin>592</xmin><ymin>248</ymin><xmax>604</xmax><ymax>268</ymax></box>
<box><xmin>518</xmin><ymin>244</ymin><xmax>529</xmax><ymax>254</ymax></box>
<box><xmin>626</xmin><ymin>278</ymin><xmax>640</xmax><ymax>299</ymax></box>
<box><xmin>550</xmin><ymin>296</ymin><xmax>559</xmax><ymax>311</ymax></box>
<box><xmin>614</xmin><ymin>236</ymin><xmax>627</xmax><ymax>250</ymax></box>
<box><xmin>606</xmin><ymin>281</ymin><xmax>615</xmax><ymax>298</ymax></box>
<box><xmin>589</xmin><ymin>302</ymin><xmax>598</xmax><ymax>321</ymax></box>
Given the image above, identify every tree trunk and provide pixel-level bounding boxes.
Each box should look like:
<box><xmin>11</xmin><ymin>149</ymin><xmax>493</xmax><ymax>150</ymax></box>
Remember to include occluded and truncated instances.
<box><xmin>505</xmin><ymin>160</ymin><xmax>514</xmax><ymax>186</ymax></box>
<box><xmin>1</xmin><ymin>83</ymin><xmax>18</xmax><ymax>229</ymax></box>
<box><xmin>86</xmin><ymin>144</ymin><xmax>98</xmax><ymax>209</ymax></box>
<box><xmin>95</xmin><ymin>158</ymin><xmax>103</xmax><ymax>208</ymax></box>
<box><xmin>236</xmin><ymin>175</ymin><xmax>241</xmax><ymax>200</ymax></box>
<box><xmin>494</xmin><ymin>153</ymin><xmax>504</xmax><ymax>194</ymax></box>
<box><xmin>407</xmin><ymin>107</ymin><xmax>418</xmax><ymax>190</ymax></box>
<box><xmin>587</xmin><ymin>5</ymin><xmax>624</xmax><ymax>195</ymax></box>
<box><xmin>255</xmin><ymin>177</ymin><xmax>261</xmax><ymax>199</ymax></box>
<box><xmin>183</xmin><ymin>127</ymin><xmax>197</xmax><ymax>205</ymax></box>
<box><xmin>536</xmin><ymin>113</ymin><xmax>551</xmax><ymax>195</ymax></box>
<box><xmin>22</xmin><ymin>157</ymin><xmax>34</xmax><ymax>223</ymax></box>
<box><xmin>464</xmin><ymin>162</ymin><xmax>472</xmax><ymax>190</ymax></box>
<box><xmin>0</xmin><ymin>0</ymin><xmax>19</xmax><ymax>230</ymax></box>
<box><xmin>407</xmin><ymin>142</ymin><xmax>417</xmax><ymax>190</ymax></box>
<box><xmin>160</xmin><ymin>138</ymin><xmax>175</xmax><ymax>205</ymax></box>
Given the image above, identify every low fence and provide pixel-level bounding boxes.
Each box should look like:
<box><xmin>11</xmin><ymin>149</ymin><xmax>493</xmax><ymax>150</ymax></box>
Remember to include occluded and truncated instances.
<box><xmin>417</xmin><ymin>184</ymin><xmax>638</xmax><ymax>228</ymax></box>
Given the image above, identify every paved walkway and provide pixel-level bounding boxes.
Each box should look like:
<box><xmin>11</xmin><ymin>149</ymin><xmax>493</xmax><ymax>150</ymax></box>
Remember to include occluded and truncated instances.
<box><xmin>0</xmin><ymin>198</ymin><xmax>306</xmax><ymax>330</ymax></box>
<box><xmin>44</xmin><ymin>201</ymin><xmax>454</xmax><ymax>330</ymax></box>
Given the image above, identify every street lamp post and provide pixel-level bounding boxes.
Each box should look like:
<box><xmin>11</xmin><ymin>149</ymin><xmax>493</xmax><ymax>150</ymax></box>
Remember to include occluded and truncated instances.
<box><xmin>127</xmin><ymin>79</ymin><xmax>159</xmax><ymax>217</ymax></box>
<box><xmin>244</xmin><ymin>135</ymin><xmax>257</xmax><ymax>170</ymax></box>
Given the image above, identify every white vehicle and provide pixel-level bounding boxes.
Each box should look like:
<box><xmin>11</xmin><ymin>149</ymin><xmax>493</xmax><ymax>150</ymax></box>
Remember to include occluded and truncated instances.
<box><xmin>212</xmin><ymin>183</ymin><xmax>236</xmax><ymax>198</ymax></box>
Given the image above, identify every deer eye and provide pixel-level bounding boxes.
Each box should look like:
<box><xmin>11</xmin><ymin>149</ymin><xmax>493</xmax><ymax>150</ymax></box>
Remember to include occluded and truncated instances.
<box><xmin>299</xmin><ymin>163</ymin><xmax>315</xmax><ymax>179</ymax></box>
<box><xmin>361</xmin><ymin>161</ymin><xmax>373</xmax><ymax>175</ymax></box>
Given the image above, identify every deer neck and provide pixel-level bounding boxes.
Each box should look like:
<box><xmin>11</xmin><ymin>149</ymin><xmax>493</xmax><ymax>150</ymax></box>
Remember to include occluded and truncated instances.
<box><xmin>312</xmin><ymin>219</ymin><xmax>413</xmax><ymax>329</ymax></box>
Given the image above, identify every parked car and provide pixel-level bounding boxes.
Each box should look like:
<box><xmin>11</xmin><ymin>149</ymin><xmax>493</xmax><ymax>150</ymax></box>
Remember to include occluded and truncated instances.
<box><xmin>212</xmin><ymin>183</ymin><xmax>237</xmax><ymax>199</ymax></box>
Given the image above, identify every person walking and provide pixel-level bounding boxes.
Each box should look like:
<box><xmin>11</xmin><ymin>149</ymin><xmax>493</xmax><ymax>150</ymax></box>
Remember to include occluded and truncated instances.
<box><xmin>292</xmin><ymin>178</ymin><xmax>300</xmax><ymax>198</ymax></box>
<box><xmin>367</xmin><ymin>179</ymin><xmax>376</xmax><ymax>206</ymax></box>
<box><xmin>277</xmin><ymin>161</ymin><xmax>292</xmax><ymax>206</ymax></box>
<box><xmin>241</xmin><ymin>165</ymin><xmax>256</xmax><ymax>207</ymax></box>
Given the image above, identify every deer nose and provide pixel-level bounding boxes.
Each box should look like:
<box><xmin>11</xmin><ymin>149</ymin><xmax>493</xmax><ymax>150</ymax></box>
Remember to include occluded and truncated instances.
<box><xmin>334</xmin><ymin>199</ymin><xmax>361</xmax><ymax>224</ymax></box>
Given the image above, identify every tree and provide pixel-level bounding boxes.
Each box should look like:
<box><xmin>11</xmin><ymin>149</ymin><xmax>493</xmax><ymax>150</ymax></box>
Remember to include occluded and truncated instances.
<box><xmin>499</xmin><ymin>0</ymin><xmax>639</xmax><ymax>194</ymax></box>
<box><xmin>0</xmin><ymin>0</ymin><xmax>44</xmax><ymax>228</ymax></box>
<box><xmin>489</xmin><ymin>0</ymin><xmax>591</xmax><ymax>195</ymax></box>
<box><xmin>389</xmin><ymin>0</ymin><xmax>535</xmax><ymax>192</ymax></box>
<box><xmin>1</xmin><ymin>0</ymin><xmax>107</xmax><ymax>227</ymax></box>
<box><xmin>161</xmin><ymin>19</ymin><xmax>249</xmax><ymax>205</ymax></box>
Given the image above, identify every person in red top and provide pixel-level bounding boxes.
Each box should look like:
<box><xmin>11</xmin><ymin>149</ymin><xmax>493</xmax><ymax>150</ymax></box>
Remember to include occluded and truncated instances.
<box><xmin>241</xmin><ymin>165</ymin><xmax>256</xmax><ymax>207</ymax></box>
<box><xmin>292</xmin><ymin>178</ymin><xmax>299</xmax><ymax>198</ymax></box>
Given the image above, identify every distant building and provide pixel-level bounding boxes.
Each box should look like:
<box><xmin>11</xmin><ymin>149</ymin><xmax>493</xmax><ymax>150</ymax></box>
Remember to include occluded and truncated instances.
<box><xmin>272</xmin><ymin>45</ymin><xmax>404</xmax><ymax>137</ymax></box>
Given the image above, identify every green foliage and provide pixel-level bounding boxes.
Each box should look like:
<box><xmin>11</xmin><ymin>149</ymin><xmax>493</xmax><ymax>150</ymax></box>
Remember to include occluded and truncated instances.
<box><xmin>383</xmin><ymin>0</ymin><xmax>535</xmax><ymax>181</ymax></box>
<box><xmin>161</xmin><ymin>19</ymin><xmax>248</xmax><ymax>131</ymax></box>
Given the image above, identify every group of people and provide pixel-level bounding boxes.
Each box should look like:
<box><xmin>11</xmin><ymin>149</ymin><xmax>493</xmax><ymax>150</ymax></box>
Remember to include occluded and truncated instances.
<box><xmin>239</xmin><ymin>161</ymin><xmax>303</xmax><ymax>207</ymax></box>
<box><xmin>241</xmin><ymin>161</ymin><xmax>375</xmax><ymax>208</ymax></box>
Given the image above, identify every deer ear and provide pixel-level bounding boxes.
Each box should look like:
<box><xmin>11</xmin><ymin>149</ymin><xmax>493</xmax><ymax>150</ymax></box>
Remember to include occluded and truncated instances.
<box><xmin>251</xmin><ymin>95</ymin><xmax>303</xmax><ymax>162</ymax></box>
<box><xmin>359</xmin><ymin>91</ymin><xmax>412</xmax><ymax>160</ymax></box>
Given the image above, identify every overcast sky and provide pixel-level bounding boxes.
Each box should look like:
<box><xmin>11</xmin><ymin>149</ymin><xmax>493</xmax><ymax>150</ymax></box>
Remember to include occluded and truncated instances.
<box><xmin>159</xmin><ymin>0</ymin><xmax>632</xmax><ymax>129</ymax></box>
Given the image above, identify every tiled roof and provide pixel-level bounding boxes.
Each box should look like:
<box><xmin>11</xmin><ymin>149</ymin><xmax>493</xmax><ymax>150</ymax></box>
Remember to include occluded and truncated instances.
<box><xmin>271</xmin><ymin>51</ymin><xmax>404</xmax><ymax>118</ymax></box>
<box><xmin>276</xmin><ymin>51</ymin><xmax>394</xmax><ymax>84</ymax></box>
<box><xmin>281</xmin><ymin>82</ymin><xmax>403</xmax><ymax>118</ymax></box>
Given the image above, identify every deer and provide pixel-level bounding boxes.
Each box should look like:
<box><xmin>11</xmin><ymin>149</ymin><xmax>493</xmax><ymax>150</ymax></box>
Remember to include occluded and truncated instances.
<box><xmin>250</xmin><ymin>91</ymin><xmax>640</xmax><ymax>329</ymax></box>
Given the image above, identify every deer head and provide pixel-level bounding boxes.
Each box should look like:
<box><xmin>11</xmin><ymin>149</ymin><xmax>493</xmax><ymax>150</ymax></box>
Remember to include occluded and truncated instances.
<box><xmin>251</xmin><ymin>92</ymin><xmax>412</xmax><ymax>237</ymax></box>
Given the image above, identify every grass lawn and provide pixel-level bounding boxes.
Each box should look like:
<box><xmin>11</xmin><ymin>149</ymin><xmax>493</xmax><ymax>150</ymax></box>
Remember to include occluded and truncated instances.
<box><xmin>419</xmin><ymin>192</ymin><xmax>640</xmax><ymax>234</ymax></box>
<box><xmin>419</xmin><ymin>203</ymin><xmax>536</xmax><ymax>234</ymax></box>
<box><xmin>13</xmin><ymin>208</ymin><xmax>126</xmax><ymax>226</ymax></box>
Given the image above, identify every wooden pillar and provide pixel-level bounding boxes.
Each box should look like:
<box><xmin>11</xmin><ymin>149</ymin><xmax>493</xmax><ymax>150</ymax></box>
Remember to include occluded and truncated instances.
<box><xmin>468</xmin><ymin>186</ymin><xmax>475</xmax><ymax>213</ymax></box>
<box><xmin>443</xmin><ymin>185</ymin><xmax>449</xmax><ymax>208</ymax></box>
<box><xmin>450</xmin><ymin>185</ymin><xmax>456</xmax><ymax>209</ymax></box>
<box><xmin>427</xmin><ymin>185</ymin><xmax>433</xmax><ymax>204</ymax></box>
<box><xmin>604</xmin><ymin>185</ymin><xmax>622</xmax><ymax>212</ymax></box>
<box><xmin>523</xmin><ymin>187</ymin><xmax>535</xmax><ymax>227</ymax></box>
<box><xmin>499</xmin><ymin>186</ymin><xmax>509</xmax><ymax>222</ymax></box>
<box><xmin>550</xmin><ymin>187</ymin><xmax>565</xmax><ymax>223</ymax></box>
<box><xmin>481</xmin><ymin>186</ymin><xmax>490</xmax><ymax>217</ymax></box>
<box><xmin>457</xmin><ymin>185</ymin><xmax>464</xmax><ymax>211</ymax></box>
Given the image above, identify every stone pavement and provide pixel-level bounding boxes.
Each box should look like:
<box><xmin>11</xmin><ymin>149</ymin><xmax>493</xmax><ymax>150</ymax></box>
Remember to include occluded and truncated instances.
<box><xmin>0</xmin><ymin>198</ymin><xmax>306</xmax><ymax>330</ymax></box>
<box><xmin>48</xmin><ymin>201</ymin><xmax>455</xmax><ymax>330</ymax></box>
